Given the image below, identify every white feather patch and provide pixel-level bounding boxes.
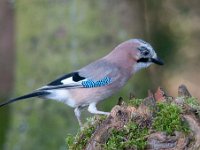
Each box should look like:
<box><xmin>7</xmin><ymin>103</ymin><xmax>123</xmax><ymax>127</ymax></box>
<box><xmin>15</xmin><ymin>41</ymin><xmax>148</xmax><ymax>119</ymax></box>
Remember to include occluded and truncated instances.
<box><xmin>61</xmin><ymin>77</ymin><xmax>86</xmax><ymax>86</ymax></box>
<box><xmin>45</xmin><ymin>89</ymin><xmax>76</xmax><ymax>107</ymax></box>
<box><xmin>133</xmin><ymin>62</ymin><xmax>152</xmax><ymax>73</ymax></box>
<box><xmin>61</xmin><ymin>77</ymin><xmax>74</xmax><ymax>84</ymax></box>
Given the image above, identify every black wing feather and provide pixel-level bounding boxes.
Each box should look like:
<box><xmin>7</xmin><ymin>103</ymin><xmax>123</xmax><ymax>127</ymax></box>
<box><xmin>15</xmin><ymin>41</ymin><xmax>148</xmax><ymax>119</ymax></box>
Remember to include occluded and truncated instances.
<box><xmin>47</xmin><ymin>72</ymin><xmax>85</xmax><ymax>86</ymax></box>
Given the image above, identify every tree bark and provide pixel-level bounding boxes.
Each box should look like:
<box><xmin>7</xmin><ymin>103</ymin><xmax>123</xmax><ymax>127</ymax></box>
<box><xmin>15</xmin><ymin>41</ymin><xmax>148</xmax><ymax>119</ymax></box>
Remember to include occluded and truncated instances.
<box><xmin>0</xmin><ymin>0</ymin><xmax>15</xmax><ymax>148</ymax></box>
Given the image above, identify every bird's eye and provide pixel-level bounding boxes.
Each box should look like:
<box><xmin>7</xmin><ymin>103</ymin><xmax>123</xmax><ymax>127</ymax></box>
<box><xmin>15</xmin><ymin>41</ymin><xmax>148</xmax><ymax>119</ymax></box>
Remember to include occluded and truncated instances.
<box><xmin>143</xmin><ymin>50</ymin><xmax>149</xmax><ymax>56</ymax></box>
<box><xmin>137</xmin><ymin>46</ymin><xmax>150</xmax><ymax>56</ymax></box>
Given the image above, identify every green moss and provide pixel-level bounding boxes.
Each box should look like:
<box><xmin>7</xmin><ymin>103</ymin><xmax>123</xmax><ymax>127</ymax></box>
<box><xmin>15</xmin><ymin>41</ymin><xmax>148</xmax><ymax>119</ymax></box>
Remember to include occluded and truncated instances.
<box><xmin>185</xmin><ymin>97</ymin><xmax>200</xmax><ymax>116</ymax></box>
<box><xmin>66</xmin><ymin>126</ymin><xmax>94</xmax><ymax>150</ymax></box>
<box><xmin>153</xmin><ymin>102</ymin><xmax>189</xmax><ymax>134</ymax></box>
<box><xmin>66</xmin><ymin>101</ymin><xmax>192</xmax><ymax>149</ymax></box>
<box><xmin>105</xmin><ymin>122</ymin><xmax>148</xmax><ymax>150</ymax></box>
<box><xmin>66</xmin><ymin>125</ymin><xmax>94</xmax><ymax>150</ymax></box>
<box><xmin>185</xmin><ymin>97</ymin><xmax>199</xmax><ymax>106</ymax></box>
<box><xmin>66</xmin><ymin>115</ymin><xmax>106</xmax><ymax>150</ymax></box>
<box><xmin>128</xmin><ymin>98</ymin><xmax>144</xmax><ymax>107</ymax></box>
<box><xmin>66</xmin><ymin>134</ymin><xmax>74</xmax><ymax>150</ymax></box>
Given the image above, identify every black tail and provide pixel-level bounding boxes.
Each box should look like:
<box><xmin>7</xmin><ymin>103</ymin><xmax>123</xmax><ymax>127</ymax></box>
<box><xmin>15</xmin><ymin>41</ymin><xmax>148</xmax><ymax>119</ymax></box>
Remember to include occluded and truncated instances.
<box><xmin>0</xmin><ymin>91</ymin><xmax>50</xmax><ymax>107</ymax></box>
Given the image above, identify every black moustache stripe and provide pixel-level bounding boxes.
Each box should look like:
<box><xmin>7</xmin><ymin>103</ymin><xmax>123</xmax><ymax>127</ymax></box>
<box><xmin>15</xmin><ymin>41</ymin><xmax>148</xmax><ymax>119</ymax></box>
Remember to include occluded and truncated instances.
<box><xmin>137</xmin><ymin>57</ymin><xmax>164</xmax><ymax>65</ymax></box>
<box><xmin>137</xmin><ymin>58</ymin><xmax>150</xmax><ymax>63</ymax></box>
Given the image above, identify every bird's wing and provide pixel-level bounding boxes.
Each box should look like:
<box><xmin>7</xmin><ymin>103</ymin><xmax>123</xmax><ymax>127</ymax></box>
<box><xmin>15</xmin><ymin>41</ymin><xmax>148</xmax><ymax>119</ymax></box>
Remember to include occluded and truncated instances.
<box><xmin>37</xmin><ymin>72</ymin><xmax>85</xmax><ymax>90</ymax></box>
<box><xmin>48</xmin><ymin>72</ymin><xmax>85</xmax><ymax>86</ymax></box>
<box><xmin>39</xmin><ymin>60</ymin><xmax>120</xmax><ymax>90</ymax></box>
<box><xmin>39</xmin><ymin>72</ymin><xmax>112</xmax><ymax>90</ymax></box>
<box><xmin>39</xmin><ymin>60</ymin><xmax>119</xmax><ymax>91</ymax></box>
<box><xmin>38</xmin><ymin>69</ymin><xmax>115</xmax><ymax>90</ymax></box>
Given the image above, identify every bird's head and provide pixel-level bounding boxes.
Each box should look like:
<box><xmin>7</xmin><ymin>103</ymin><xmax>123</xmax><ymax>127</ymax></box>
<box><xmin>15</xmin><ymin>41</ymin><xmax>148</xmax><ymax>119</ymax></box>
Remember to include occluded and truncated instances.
<box><xmin>130</xmin><ymin>39</ymin><xmax>164</xmax><ymax>72</ymax></box>
<box><xmin>105</xmin><ymin>38</ymin><xmax>164</xmax><ymax>73</ymax></box>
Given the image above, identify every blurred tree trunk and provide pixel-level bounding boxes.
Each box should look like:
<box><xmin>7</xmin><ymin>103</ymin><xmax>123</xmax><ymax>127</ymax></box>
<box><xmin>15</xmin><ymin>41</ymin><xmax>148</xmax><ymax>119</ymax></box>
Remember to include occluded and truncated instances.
<box><xmin>0</xmin><ymin>0</ymin><xmax>15</xmax><ymax>149</ymax></box>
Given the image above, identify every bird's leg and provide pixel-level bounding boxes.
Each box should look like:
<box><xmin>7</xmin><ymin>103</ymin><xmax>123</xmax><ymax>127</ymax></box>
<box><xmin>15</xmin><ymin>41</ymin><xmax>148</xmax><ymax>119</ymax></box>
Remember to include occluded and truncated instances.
<box><xmin>74</xmin><ymin>107</ymin><xmax>83</xmax><ymax>128</ymax></box>
<box><xmin>88</xmin><ymin>102</ymin><xmax>110</xmax><ymax>115</ymax></box>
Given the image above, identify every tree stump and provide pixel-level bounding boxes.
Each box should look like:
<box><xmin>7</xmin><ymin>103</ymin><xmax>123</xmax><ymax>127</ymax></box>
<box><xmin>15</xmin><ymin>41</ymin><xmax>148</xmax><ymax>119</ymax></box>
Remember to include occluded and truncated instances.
<box><xmin>66</xmin><ymin>85</ymin><xmax>200</xmax><ymax>150</ymax></box>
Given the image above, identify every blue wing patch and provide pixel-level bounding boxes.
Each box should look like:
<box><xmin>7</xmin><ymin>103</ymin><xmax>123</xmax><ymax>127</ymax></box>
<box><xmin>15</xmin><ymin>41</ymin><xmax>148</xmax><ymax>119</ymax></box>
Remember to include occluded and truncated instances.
<box><xmin>82</xmin><ymin>77</ymin><xmax>111</xmax><ymax>88</ymax></box>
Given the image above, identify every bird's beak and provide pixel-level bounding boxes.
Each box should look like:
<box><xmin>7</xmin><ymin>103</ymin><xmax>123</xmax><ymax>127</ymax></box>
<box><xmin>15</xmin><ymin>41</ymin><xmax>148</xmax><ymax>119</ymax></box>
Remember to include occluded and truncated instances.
<box><xmin>151</xmin><ymin>57</ymin><xmax>164</xmax><ymax>65</ymax></box>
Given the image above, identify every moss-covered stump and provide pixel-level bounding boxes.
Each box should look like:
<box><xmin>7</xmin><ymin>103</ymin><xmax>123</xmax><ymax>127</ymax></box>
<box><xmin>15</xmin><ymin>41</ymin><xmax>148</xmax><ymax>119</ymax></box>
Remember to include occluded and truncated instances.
<box><xmin>66</xmin><ymin>85</ymin><xmax>200</xmax><ymax>150</ymax></box>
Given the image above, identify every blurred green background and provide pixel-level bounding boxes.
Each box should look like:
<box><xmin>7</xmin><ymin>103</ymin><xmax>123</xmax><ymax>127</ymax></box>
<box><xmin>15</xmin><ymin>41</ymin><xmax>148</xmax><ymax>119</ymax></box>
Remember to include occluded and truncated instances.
<box><xmin>0</xmin><ymin>0</ymin><xmax>200</xmax><ymax>149</ymax></box>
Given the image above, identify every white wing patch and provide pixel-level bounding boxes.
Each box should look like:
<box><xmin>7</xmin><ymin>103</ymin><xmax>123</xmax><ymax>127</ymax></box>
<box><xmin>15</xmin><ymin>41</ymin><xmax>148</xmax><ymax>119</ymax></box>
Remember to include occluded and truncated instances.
<box><xmin>61</xmin><ymin>77</ymin><xmax>74</xmax><ymax>84</ymax></box>
<box><xmin>61</xmin><ymin>77</ymin><xmax>86</xmax><ymax>86</ymax></box>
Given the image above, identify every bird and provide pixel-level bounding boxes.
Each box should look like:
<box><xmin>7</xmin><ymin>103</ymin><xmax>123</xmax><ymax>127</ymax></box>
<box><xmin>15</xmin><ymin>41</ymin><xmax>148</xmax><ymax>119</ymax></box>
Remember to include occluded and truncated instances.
<box><xmin>0</xmin><ymin>39</ymin><xmax>164</xmax><ymax>127</ymax></box>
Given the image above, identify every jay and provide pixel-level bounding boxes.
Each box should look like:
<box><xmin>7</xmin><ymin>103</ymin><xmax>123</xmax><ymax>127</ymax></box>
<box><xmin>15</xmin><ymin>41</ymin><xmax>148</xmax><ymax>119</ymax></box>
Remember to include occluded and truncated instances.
<box><xmin>0</xmin><ymin>39</ymin><xmax>164</xmax><ymax>126</ymax></box>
